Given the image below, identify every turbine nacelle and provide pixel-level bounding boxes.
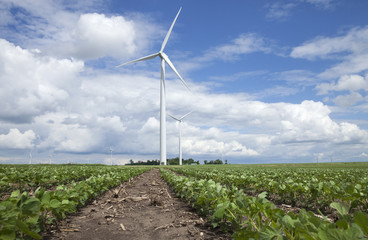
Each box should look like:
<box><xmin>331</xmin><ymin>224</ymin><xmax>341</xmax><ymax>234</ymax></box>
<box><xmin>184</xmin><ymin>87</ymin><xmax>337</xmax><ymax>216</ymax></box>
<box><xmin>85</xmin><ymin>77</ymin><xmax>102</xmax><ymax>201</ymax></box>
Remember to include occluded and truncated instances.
<box><xmin>169</xmin><ymin>111</ymin><xmax>192</xmax><ymax>122</ymax></box>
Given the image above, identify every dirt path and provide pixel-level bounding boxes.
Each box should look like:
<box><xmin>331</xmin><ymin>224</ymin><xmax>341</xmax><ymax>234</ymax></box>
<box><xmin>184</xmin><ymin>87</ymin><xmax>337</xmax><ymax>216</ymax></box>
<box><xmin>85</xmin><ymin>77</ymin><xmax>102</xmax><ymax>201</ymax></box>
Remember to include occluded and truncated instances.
<box><xmin>45</xmin><ymin>168</ymin><xmax>231</xmax><ymax>240</ymax></box>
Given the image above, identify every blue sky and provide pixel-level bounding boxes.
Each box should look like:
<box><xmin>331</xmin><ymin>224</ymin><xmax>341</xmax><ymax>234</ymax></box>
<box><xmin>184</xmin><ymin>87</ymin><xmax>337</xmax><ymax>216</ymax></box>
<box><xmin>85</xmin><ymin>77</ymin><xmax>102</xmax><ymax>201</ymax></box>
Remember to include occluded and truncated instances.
<box><xmin>0</xmin><ymin>0</ymin><xmax>368</xmax><ymax>164</ymax></box>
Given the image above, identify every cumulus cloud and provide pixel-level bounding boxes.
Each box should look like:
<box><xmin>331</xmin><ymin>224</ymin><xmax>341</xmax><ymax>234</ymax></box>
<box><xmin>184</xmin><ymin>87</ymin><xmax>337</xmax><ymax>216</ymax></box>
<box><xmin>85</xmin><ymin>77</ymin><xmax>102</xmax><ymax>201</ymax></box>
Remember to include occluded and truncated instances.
<box><xmin>56</xmin><ymin>13</ymin><xmax>137</xmax><ymax>59</ymax></box>
<box><xmin>316</xmin><ymin>74</ymin><xmax>368</xmax><ymax>107</ymax></box>
<box><xmin>0</xmin><ymin>128</ymin><xmax>36</xmax><ymax>149</ymax></box>
<box><xmin>317</xmin><ymin>74</ymin><xmax>368</xmax><ymax>94</ymax></box>
<box><xmin>0</xmin><ymin>39</ymin><xmax>84</xmax><ymax>123</ymax></box>
<box><xmin>0</xmin><ymin>0</ymin><xmax>160</xmax><ymax>61</ymax></box>
<box><xmin>333</xmin><ymin>92</ymin><xmax>364</xmax><ymax>107</ymax></box>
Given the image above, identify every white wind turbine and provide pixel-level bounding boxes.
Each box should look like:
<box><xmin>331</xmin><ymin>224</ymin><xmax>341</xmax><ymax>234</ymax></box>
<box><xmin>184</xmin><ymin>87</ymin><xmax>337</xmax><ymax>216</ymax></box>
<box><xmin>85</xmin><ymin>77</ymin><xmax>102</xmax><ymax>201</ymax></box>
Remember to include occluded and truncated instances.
<box><xmin>116</xmin><ymin>7</ymin><xmax>189</xmax><ymax>165</ymax></box>
<box><xmin>169</xmin><ymin>111</ymin><xmax>192</xmax><ymax>165</ymax></box>
<box><xmin>29</xmin><ymin>150</ymin><xmax>32</xmax><ymax>164</ymax></box>
<box><xmin>48</xmin><ymin>153</ymin><xmax>53</xmax><ymax>164</ymax></box>
<box><xmin>109</xmin><ymin>146</ymin><xmax>113</xmax><ymax>165</ymax></box>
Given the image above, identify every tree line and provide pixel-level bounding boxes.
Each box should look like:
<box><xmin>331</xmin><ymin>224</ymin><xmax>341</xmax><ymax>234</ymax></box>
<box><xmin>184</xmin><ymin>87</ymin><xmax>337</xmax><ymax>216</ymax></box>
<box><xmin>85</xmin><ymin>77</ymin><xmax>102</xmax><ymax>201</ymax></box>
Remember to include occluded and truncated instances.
<box><xmin>125</xmin><ymin>158</ymin><xmax>228</xmax><ymax>165</ymax></box>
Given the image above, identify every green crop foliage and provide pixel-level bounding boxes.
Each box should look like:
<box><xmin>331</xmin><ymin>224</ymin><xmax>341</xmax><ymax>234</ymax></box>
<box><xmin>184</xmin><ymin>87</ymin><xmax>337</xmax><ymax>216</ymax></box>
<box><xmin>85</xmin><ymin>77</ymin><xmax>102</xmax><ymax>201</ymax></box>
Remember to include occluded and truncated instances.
<box><xmin>161</xmin><ymin>167</ymin><xmax>368</xmax><ymax>239</ymax></box>
<box><xmin>0</xmin><ymin>165</ymin><xmax>150</xmax><ymax>239</ymax></box>
<box><xmin>169</xmin><ymin>164</ymin><xmax>368</xmax><ymax>214</ymax></box>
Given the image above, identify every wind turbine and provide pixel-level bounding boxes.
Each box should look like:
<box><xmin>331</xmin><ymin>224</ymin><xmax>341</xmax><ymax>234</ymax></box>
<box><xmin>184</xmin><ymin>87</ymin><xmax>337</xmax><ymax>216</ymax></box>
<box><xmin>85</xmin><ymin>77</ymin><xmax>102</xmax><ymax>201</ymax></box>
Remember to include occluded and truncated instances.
<box><xmin>116</xmin><ymin>7</ymin><xmax>189</xmax><ymax>165</ymax></box>
<box><xmin>29</xmin><ymin>150</ymin><xmax>32</xmax><ymax>164</ymax></box>
<box><xmin>109</xmin><ymin>146</ymin><xmax>113</xmax><ymax>165</ymax></box>
<box><xmin>48</xmin><ymin>152</ymin><xmax>53</xmax><ymax>164</ymax></box>
<box><xmin>169</xmin><ymin>111</ymin><xmax>192</xmax><ymax>165</ymax></box>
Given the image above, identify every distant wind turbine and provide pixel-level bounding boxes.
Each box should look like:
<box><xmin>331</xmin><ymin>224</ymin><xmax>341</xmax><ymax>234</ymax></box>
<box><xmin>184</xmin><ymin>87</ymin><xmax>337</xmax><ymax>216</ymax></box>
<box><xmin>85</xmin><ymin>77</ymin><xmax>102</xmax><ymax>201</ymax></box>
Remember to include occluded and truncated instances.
<box><xmin>109</xmin><ymin>146</ymin><xmax>113</xmax><ymax>165</ymax></box>
<box><xmin>169</xmin><ymin>111</ymin><xmax>192</xmax><ymax>165</ymax></box>
<box><xmin>29</xmin><ymin>150</ymin><xmax>32</xmax><ymax>164</ymax></box>
<box><xmin>48</xmin><ymin>153</ymin><xmax>53</xmax><ymax>164</ymax></box>
<box><xmin>116</xmin><ymin>7</ymin><xmax>189</xmax><ymax>165</ymax></box>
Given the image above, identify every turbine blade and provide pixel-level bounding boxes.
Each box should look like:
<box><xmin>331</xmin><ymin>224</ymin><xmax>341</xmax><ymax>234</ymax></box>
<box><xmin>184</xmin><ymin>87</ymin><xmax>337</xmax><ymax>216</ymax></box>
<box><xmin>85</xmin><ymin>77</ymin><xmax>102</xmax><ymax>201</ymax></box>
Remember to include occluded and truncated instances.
<box><xmin>161</xmin><ymin>53</ymin><xmax>191</xmax><ymax>91</ymax></box>
<box><xmin>116</xmin><ymin>53</ymin><xmax>159</xmax><ymax>68</ymax></box>
<box><xmin>168</xmin><ymin>114</ymin><xmax>180</xmax><ymax>121</ymax></box>
<box><xmin>160</xmin><ymin>7</ymin><xmax>182</xmax><ymax>52</ymax></box>
<box><xmin>180</xmin><ymin>111</ymin><xmax>192</xmax><ymax>120</ymax></box>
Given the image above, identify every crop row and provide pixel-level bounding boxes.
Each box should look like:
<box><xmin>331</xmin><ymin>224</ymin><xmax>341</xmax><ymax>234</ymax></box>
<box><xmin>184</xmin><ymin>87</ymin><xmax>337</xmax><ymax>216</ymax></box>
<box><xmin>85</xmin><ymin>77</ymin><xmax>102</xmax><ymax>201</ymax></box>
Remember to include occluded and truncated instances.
<box><xmin>169</xmin><ymin>166</ymin><xmax>368</xmax><ymax>214</ymax></box>
<box><xmin>0</xmin><ymin>167</ymin><xmax>150</xmax><ymax>239</ymax></box>
<box><xmin>161</xmin><ymin>168</ymin><xmax>368</xmax><ymax>239</ymax></box>
<box><xmin>0</xmin><ymin>165</ymin><xmax>123</xmax><ymax>197</ymax></box>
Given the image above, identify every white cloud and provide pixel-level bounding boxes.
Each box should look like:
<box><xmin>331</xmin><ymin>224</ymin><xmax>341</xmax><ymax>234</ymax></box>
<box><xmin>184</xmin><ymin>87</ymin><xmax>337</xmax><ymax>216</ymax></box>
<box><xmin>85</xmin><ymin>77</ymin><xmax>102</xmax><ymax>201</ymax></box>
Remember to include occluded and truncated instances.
<box><xmin>338</xmin><ymin>122</ymin><xmax>368</xmax><ymax>144</ymax></box>
<box><xmin>0</xmin><ymin>39</ymin><xmax>84</xmax><ymax>123</ymax></box>
<box><xmin>139</xmin><ymin>117</ymin><xmax>159</xmax><ymax>134</ymax></box>
<box><xmin>199</xmin><ymin>33</ymin><xmax>272</xmax><ymax>62</ymax></box>
<box><xmin>334</xmin><ymin>74</ymin><xmax>368</xmax><ymax>92</ymax></box>
<box><xmin>1</xmin><ymin>53</ymin><xmax>367</xmax><ymax>161</ymax></box>
<box><xmin>290</xmin><ymin>27</ymin><xmax>368</xmax><ymax>60</ymax></box>
<box><xmin>0</xmin><ymin>128</ymin><xmax>36</xmax><ymax>149</ymax></box>
<box><xmin>291</xmin><ymin>26</ymin><xmax>368</xmax><ymax>78</ymax></box>
<box><xmin>60</xmin><ymin>13</ymin><xmax>136</xmax><ymax>59</ymax></box>
<box><xmin>265</xmin><ymin>0</ymin><xmax>335</xmax><ymax>21</ymax></box>
<box><xmin>0</xmin><ymin>1</ymin><xmax>160</xmax><ymax>61</ymax></box>
<box><xmin>185</xmin><ymin>138</ymin><xmax>259</xmax><ymax>157</ymax></box>
<box><xmin>275</xmin><ymin>70</ymin><xmax>317</xmax><ymax>86</ymax></box>
<box><xmin>333</xmin><ymin>92</ymin><xmax>364</xmax><ymax>107</ymax></box>
<box><xmin>303</xmin><ymin>0</ymin><xmax>335</xmax><ymax>8</ymax></box>
<box><xmin>265</xmin><ymin>2</ymin><xmax>296</xmax><ymax>21</ymax></box>
<box><xmin>316</xmin><ymin>74</ymin><xmax>368</xmax><ymax>107</ymax></box>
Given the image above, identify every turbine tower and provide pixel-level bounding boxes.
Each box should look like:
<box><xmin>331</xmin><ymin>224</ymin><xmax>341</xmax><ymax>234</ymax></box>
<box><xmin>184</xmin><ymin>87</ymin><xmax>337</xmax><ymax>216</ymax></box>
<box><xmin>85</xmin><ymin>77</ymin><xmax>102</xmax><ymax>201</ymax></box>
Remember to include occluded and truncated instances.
<box><xmin>169</xmin><ymin>111</ymin><xmax>192</xmax><ymax>165</ymax></box>
<box><xmin>48</xmin><ymin>153</ymin><xmax>53</xmax><ymax>164</ymax></box>
<box><xmin>29</xmin><ymin>150</ymin><xmax>32</xmax><ymax>164</ymax></box>
<box><xmin>116</xmin><ymin>7</ymin><xmax>189</xmax><ymax>165</ymax></box>
<box><xmin>109</xmin><ymin>146</ymin><xmax>113</xmax><ymax>165</ymax></box>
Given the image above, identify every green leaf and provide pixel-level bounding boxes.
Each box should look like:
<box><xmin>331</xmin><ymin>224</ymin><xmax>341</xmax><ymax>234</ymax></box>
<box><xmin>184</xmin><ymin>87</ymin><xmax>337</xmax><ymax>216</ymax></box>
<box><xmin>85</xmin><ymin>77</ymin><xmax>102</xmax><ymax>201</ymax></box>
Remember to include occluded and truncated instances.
<box><xmin>22</xmin><ymin>198</ymin><xmax>41</xmax><ymax>215</ymax></box>
<box><xmin>10</xmin><ymin>190</ymin><xmax>20</xmax><ymax>198</ymax></box>
<box><xmin>259</xmin><ymin>226</ymin><xmax>283</xmax><ymax>240</ymax></box>
<box><xmin>34</xmin><ymin>187</ymin><xmax>45</xmax><ymax>199</ymax></box>
<box><xmin>281</xmin><ymin>215</ymin><xmax>297</xmax><ymax>229</ymax></box>
<box><xmin>0</xmin><ymin>204</ymin><xmax>6</xmax><ymax>212</ymax></box>
<box><xmin>330</xmin><ymin>202</ymin><xmax>350</xmax><ymax>216</ymax></box>
<box><xmin>354</xmin><ymin>211</ymin><xmax>368</xmax><ymax>236</ymax></box>
<box><xmin>257</xmin><ymin>191</ymin><xmax>267</xmax><ymax>199</ymax></box>
<box><xmin>25</xmin><ymin>215</ymin><xmax>39</xmax><ymax>225</ymax></box>
<box><xmin>41</xmin><ymin>192</ymin><xmax>51</xmax><ymax>205</ymax></box>
<box><xmin>50</xmin><ymin>199</ymin><xmax>61</xmax><ymax>208</ymax></box>
<box><xmin>16</xmin><ymin>219</ymin><xmax>42</xmax><ymax>239</ymax></box>
<box><xmin>0</xmin><ymin>228</ymin><xmax>16</xmax><ymax>240</ymax></box>
<box><xmin>213</xmin><ymin>206</ymin><xmax>225</xmax><ymax>219</ymax></box>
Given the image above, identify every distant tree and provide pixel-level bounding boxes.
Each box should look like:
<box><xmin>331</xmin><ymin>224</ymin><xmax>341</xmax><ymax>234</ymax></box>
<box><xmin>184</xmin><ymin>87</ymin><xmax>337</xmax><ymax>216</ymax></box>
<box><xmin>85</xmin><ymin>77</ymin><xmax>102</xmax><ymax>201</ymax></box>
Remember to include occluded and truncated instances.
<box><xmin>125</xmin><ymin>159</ymin><xmax>160</xmax><ymax>165</ymax></box>
<box><xmin>167</xmin><ymin>157</ymin><xmax>179</xmax><ymax>165</ymax></box>
<box><xmin>225</xmin><ymin>159</ymin><xmax>228</xmax><ymax>164</ymax></box>
<box><xmin>205</xmin><ymin>159</ymin><xmax>223</xmax><ymax>164</ymax></box>
<box><xmin>214</xmin><ymin>159</ymin><xmax>223</xmax><ymax>164</ymax></box>
<box><xmin>182</xmin><ymin>158</ymin><xmax>196</xmax><ymax>165</ymax></box>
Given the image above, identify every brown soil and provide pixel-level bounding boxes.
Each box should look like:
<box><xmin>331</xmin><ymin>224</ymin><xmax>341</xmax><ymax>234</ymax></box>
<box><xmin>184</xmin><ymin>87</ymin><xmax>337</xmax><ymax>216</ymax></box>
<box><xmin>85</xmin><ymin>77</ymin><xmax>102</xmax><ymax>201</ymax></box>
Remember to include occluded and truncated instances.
<box><xmin>44</xmin><ymin>168</ymin><xmax>231</xmax><ymax>240</ymax></box>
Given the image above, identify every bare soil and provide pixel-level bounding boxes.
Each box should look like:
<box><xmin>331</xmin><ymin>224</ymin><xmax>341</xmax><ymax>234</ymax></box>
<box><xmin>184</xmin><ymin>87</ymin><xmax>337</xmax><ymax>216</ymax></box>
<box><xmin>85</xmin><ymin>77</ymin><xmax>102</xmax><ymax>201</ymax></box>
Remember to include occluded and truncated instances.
<box><xmin>44</xmin><ymin>168</ymin><xmax>231</xmax><ymax>240</ymax></box>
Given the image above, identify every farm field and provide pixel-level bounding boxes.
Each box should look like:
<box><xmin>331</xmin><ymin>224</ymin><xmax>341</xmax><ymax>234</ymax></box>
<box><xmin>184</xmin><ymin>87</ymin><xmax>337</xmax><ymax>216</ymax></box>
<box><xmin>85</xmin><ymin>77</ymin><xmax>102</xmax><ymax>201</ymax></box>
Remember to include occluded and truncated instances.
<box><xmin>0</xmin><ymin>163</ymin><xmax>368</xmax><ymax>239</ymax></box>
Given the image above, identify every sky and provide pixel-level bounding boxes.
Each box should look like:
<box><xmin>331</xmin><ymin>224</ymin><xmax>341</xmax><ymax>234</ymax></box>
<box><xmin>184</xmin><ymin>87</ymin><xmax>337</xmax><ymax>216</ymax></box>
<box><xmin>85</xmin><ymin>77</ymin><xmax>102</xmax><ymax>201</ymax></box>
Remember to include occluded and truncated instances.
<box><xmin>0</xmin><ymin>0</ymin><xmax>368</xmax><ymax>164</ymax></box>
